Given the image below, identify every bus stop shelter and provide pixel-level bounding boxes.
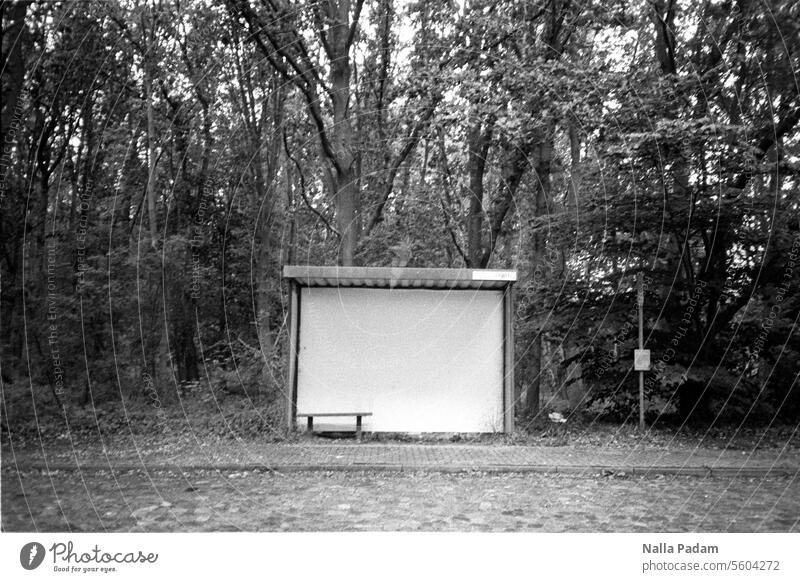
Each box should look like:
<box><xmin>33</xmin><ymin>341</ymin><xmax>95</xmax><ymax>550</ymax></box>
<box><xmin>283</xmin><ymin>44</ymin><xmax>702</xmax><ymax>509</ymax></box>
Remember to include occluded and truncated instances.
<box><xmin>283</xmin><ymin>266</ymin><xmax>517</xmax><ymax>434</ymax></box>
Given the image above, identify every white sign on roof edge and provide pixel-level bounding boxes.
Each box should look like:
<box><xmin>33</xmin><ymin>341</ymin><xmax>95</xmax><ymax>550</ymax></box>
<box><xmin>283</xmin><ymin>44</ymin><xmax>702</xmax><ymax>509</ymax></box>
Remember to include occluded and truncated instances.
<box><xmin>471</xmin><ymin>270</ymin><xmax>517</xmax><ymax>281</ymax></box>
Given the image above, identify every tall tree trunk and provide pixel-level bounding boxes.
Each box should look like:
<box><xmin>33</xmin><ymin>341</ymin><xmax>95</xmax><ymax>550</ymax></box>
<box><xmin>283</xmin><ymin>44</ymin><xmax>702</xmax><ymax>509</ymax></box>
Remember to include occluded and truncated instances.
<box><xmin>329</xmin><ymin>0</ymin><xmax>358</xmax><ymax>266</ymax></box>
<box><xmin>523</xmin><ymin>133</ymin><xmax>554</xmax><ymax>418</ymax></box>
<box><xmin>525</xmin><ymin>335</ymin><xmax>543</xmax><ymax>417</ymax></box>
<box><xmin>286</xmin><ymin>161</ymin><xmax>297</xmax><ymax>266</ymax></box>
<box><xmin>465</xmin><ymin>119</ymin><xmax>491</xmax><ymax>267</ymax></box>
<box><xmin>144</xmin><ymin>69</ymin><xmax>158</xmax><ymax>249</ymax></box>
<box><xmin>0</xmin><ymin>0</ymin><xmax>28</xmax><ymax>139</ymax></box>
<box><xmin>116</xmin><ymin>118</ymin><xmax>139</xmax><ymax>233</ymax></box>
<box><xmin>241</xmin><ymin>68</ymin><xmax>283</xmax><ymax>389</ymax></box>
<box><xmin>1</xmin><ymin>1</ymin><xmax>28</xmax><ymax>364</ymax></box>
<box><xmin>479</xmin><ymin>137</ymin><xmax>535</xmax><ymax>268</ymax></box>
<box><xmin>254</xmin><ymin>164</ymin><xmax>274</xmax><ymax>387</ymax></box>
<box><xmin>141</xmin><ymin>4</ymin><xmax>159</xmax><ymax>248</ymax></box>
<box><xmin>231</xmin><ymin>0</ymin><xmax>365</xmax><ymax>266</ymax></box>
<box><xmin>139</xmin><ymin>7</ymin><xmax>172</xmax><ymax>402</ymax></box>
<box><xmin>567</xmin><ymin>121</ymin><xmax>581</xmax><ymax>214</ymax></box>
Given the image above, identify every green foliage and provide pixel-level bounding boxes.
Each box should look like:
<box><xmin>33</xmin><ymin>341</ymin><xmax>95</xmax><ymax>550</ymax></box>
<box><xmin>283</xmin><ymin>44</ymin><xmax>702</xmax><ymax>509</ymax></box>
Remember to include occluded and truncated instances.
<box><xmin>1</xmin><ymin>0</ymin><xmax>798</xmax><ymax>434</ymax></box>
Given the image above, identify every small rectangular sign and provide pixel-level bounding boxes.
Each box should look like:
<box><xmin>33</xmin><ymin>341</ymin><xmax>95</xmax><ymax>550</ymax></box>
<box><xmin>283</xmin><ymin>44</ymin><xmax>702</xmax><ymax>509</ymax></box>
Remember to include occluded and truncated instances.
<box><xmin>471</xmin><ymin>270</ymin><xmax>517</xmax><ymax>281</ymax></box>
<box><xmin>634</xmin><ymin>349</ymin><xmax>651</xmax><ymax>371</ymax></box>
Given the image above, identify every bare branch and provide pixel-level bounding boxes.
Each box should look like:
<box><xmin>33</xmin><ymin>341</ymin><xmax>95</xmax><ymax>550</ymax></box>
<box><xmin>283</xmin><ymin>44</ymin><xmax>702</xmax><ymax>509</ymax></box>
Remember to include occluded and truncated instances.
<box><xmin>311</xmin><ymin>1</ymin><xmax>334</xmax><ymax>60</ymax></box>
<box><xmin>366</xmin><ymin>96</ymin><xmax>441</xmax><ymax>234</ymax></box>
<box><xmin>438</xmin><ymin>191</ymin><xmax>468</xmax><ymax>266</ymax></box>
<box><xmin>283</xmin><ymin>129</ymin><xmax>340</xmax><ymax>237</ymax></box>
<box><xmin>230</xmin><ymin>0</ymin><xmax>343</xmax><ymax>172</ymax></box>
<box><xmin>346</xmin><ymin>0</ymin><xmax>365</xmax><ymax>49</ymax></box>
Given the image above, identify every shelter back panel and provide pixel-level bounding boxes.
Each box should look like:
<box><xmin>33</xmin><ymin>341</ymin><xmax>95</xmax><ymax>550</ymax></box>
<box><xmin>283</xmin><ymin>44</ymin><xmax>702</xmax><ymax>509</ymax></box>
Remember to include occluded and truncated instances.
<box><xmin>296</xmin><ymin>287</ymin><xmax>504</xmax><ymax>432</ymax></box>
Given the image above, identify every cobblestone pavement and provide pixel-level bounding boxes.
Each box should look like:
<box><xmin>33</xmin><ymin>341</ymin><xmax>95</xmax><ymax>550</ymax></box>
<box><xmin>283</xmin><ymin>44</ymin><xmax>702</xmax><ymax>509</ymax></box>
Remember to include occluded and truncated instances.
<box><xmin>4</xmin><ymin>440</ymin><xmax>799</xmax><ymax>532</ymax></box>
<box><xmin>3</xmin><ymin>468</ymin><xmax>798</xmax><ymax>533</ymax></box>
<box><xmin>5</xmin><ymin>442</ymin><xmax>800</xmax><ymax>475</ymax></box>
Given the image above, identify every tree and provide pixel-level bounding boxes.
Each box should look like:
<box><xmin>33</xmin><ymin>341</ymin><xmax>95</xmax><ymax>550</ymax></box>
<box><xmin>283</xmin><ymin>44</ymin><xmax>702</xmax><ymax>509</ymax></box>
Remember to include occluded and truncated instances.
<box><xmin>228</xmin><ymin>0</ymin><xmax>363</xmax><ymax>265</ymax></box>
<box><xmin>558</xmin><ymin>0</ymin><xmax>800</xmax><ymax>423</ymax></box>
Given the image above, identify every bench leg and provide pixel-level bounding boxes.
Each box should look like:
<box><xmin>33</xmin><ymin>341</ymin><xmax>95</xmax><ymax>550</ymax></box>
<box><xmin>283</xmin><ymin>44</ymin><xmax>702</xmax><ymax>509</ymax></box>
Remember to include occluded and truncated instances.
<box><xmin>307</xmin><ymin>416</ymin><xmax>313</xmax><ymax>434</ymax></box>
<box><xmin>356</xmin><ymin>415</ymin><xmax>362</xmax><ymax>442</ymax></box>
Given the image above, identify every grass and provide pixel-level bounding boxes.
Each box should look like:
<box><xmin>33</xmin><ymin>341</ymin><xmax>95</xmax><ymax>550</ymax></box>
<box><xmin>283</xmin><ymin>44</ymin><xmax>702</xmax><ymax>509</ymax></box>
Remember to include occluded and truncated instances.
<box><xmin>3</xmin><ymin>383</ymin><xmax>798</xmax><ymax>453</ymax></box>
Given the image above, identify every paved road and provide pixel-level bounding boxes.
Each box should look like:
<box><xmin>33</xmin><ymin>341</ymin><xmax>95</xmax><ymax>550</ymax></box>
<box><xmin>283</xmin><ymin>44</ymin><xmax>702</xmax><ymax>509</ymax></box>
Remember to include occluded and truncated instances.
<box><xmin>3</xmin><ymin>467</ymin><xmax>798</xmax><ymax>532</ymax></box>
<box><xmin>3</xmin><ymin>440</ymin><xmax>799</xmax><ymax>533</ymax></box>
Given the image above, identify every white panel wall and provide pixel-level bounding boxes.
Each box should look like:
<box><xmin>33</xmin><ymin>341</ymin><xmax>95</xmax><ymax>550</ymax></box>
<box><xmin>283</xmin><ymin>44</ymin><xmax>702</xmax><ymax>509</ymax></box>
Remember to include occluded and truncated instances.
<box><xmin>296</xmin><ymin>287</ymin><xmax>504</xmax><ymax>433</ymax></box>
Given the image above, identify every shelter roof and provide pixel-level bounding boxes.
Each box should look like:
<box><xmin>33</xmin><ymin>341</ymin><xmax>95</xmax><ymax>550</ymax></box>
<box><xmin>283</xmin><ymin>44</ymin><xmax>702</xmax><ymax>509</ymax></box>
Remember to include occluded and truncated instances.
<box><xmin>282</xmin><ymin>266</ymin><xmax>517</xmax><ymax>290</ymax></box>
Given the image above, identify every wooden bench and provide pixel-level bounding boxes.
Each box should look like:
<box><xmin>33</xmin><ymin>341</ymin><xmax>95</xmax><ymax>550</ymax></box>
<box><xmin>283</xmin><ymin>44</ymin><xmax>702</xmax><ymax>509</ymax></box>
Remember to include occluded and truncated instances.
<box><xmin>296</xmin><ymin>412</ymin><xmax>373</xmax><ymax>441</ymax></box>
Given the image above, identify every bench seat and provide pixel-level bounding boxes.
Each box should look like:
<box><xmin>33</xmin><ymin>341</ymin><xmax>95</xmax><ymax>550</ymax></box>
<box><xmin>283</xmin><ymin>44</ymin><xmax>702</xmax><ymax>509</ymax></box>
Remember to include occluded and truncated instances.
<box><xmin>296</xmin><ymin>412</ymin><xmax>373</xmax><ymax>441</ymax></box>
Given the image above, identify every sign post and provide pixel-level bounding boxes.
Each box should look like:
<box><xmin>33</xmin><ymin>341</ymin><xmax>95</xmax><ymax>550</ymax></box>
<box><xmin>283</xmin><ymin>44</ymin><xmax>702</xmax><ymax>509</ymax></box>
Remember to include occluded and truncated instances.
<box><xmin>635</xmin><ymin>272</ymin><xmax>648</xmax><ymax>431</ymax></box>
